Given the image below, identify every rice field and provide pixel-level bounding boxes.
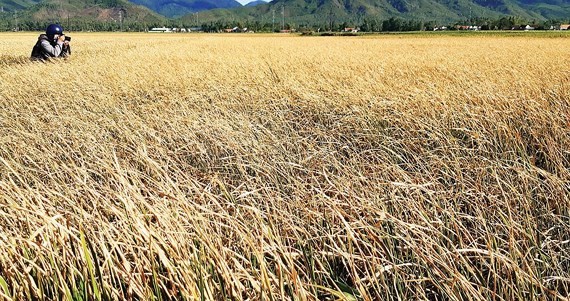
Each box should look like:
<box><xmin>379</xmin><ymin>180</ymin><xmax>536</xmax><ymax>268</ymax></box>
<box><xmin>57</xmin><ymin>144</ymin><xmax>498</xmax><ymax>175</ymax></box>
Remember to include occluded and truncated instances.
<box><xmin>0</xmin><ymin>32</ymin><xmax>569</xmax><ymax>300</ymax></box>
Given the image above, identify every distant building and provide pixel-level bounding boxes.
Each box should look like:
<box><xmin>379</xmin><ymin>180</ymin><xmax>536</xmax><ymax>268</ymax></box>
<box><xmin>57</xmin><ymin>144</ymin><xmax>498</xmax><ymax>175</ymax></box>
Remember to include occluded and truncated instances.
<box><xmin>560</xmin><ymin>24</ymin><xmax>570</xmax><ymax>30</ymax></box>
<box><xmin>223</xmin><ymin>27</ymin><xmax>240</xmax><ymax>33</ymax></box>
<box><xmin>343</xmin><ymin>27</ymin><xmax>359</xmax><ymax>32</ymax></box>
<box><xmin>149</xmin><ymin>27</ymin><xmax>172</xmax><ymax>33</ymax></box>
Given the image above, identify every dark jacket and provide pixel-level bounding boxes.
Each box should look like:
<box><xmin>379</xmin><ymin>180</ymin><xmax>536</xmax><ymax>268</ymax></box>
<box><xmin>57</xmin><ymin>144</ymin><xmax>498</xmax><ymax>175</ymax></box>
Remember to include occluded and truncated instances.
<box><xmin>31</xmin><ymin>34</ymin><xmax>71</xmax><ymax>61</ymax></box>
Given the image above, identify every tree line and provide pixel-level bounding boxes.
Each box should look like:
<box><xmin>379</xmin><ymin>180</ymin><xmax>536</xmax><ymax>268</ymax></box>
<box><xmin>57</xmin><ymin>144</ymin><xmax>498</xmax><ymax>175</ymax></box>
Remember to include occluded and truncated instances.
<box><xmin>198</xmin><ymin>16</ymin><xmax>569</xmax><ymax>32</ymax></box>
<box><xmin>0</xmin><ymin>15</ymin><xmax>166</xmax><ymax>32</ymax></box>
<box><xmin>0</xmin><ymin>11</ymin><xmax>567</xmax><ymax>32</ymax></box>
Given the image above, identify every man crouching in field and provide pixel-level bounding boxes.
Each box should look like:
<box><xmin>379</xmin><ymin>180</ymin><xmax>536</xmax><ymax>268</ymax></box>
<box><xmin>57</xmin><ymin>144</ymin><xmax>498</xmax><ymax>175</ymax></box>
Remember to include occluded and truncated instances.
<box><xmin>31</xmin><ymin>24</ymin><xmax>71</xmax><ymax>61</ymax></box>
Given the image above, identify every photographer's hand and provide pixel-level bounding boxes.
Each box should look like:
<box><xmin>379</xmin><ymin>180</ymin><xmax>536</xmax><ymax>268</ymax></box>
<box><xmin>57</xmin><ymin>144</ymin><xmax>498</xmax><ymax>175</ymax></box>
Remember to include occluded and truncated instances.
<box><xmin>58</xmin><ymin>35</ymin><xmax>66</xmax><ymax>43</ymax></box>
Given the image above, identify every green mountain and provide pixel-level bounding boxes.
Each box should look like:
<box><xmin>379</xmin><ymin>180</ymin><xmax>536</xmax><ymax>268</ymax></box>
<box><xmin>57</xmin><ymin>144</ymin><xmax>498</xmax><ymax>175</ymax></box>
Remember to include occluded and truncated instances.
<box><xmin>127</xmin><ymin>0</ymin><xmax>242</xmax><ymax>18</ymax></box>
<box><xmin>0</xmin><ymin>0</ymin><xmax>567</xmax><ymax>30</ymax></box>
<box><xmin>179</xmin><ymin>0</ymin><xmax>570</xmax><ymax>25</ymax></box>
<box><xmin>0</xmin><ymin>0</ymin><xmax>166</xmax><ymax>31</ymax></box>
<box><xmin>245</xmin><ymin>0</ymin><xmax>269</xmax><ymax>7</ymax></box>
<box><xmin>517</xmin><ymin>0</ymin><xmax>570</xmax><ymax>19</ymax></box>
<box><xmin>0</xmin><ymin>0</ymin><xmax>41</xmax><ymax>11</ymax></box>
<box><xmin>0</xmin><ymin>0</ymin><xmax>243</xmax><ymax>19</ymax></box>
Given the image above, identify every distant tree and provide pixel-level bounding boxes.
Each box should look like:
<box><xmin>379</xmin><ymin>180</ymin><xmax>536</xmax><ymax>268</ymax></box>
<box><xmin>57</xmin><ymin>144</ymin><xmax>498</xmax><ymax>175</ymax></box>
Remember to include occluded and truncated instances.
<box><xmin>360</xmin><ymin>17</ymin><xmax>380</xmax><ymax>32</ymax></box>
<box><xmin>327</xmin><ymin>6</ymin><xmax>335</xmax><ymax>31</ymax></box>
<box><xmin>382</xmin><ymin>17</ymin><xmax>403</xmax><ymax>31</ymax></box>
<box><xmin>355</xmin><ymin>5</ymin><xmax>366</xmax><ymax>25</ymax></box>
<box><xmin>495</xmin><ymin>16</ymin><xmax>514</xmax><ymax>29</ymax></box>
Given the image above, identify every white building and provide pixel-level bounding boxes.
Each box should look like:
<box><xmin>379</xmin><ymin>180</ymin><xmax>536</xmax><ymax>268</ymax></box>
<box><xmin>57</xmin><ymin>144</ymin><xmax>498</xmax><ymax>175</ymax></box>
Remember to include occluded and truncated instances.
<box><xmin>149</xmin><ymin>27</ymin><xmax>173</xmax><ymax>33</ymax></box>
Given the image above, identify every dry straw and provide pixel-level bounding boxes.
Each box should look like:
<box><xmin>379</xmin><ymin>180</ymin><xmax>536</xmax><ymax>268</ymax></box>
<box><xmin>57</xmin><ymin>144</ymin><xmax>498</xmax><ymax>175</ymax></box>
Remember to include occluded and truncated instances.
<box><xmin>0</xmin><ymin>32</ymin><xmax>569</xmax><ymax>300</ymax></box>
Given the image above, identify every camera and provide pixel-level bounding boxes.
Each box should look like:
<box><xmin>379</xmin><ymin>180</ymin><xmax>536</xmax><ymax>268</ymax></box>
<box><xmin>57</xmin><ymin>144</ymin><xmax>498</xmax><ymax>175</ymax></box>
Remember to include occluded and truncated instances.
<box><xmin>65</xmin><ymin>36</ymin><xmax>71</xmax><ymax>42</ymax></box>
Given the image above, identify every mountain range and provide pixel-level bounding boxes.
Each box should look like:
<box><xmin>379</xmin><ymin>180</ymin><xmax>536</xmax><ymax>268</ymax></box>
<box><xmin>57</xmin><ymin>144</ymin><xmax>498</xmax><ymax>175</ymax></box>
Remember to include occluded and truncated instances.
<box><xmin>128</xmin><ymin>0</ymin><xmax>241</xmax><ymax>18</ymax></box>
<box><xmin>245</xmin><ymin>0</ymin><xmax>268</xmax><ymax>7</ymax></box>
<box><xmin>1</xmin><ymin>0</ymin><xmax>166</xmax><ymax>28</ymax></box>
<box><xmin>183</xmin><ymin>0</ymin><xmax>569</xmax><ymax>25</ymax></box>
<box><xmin>0</xmin><ymin>0</ymin><xmax>568</xmax><ymax>30</ymax></box>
